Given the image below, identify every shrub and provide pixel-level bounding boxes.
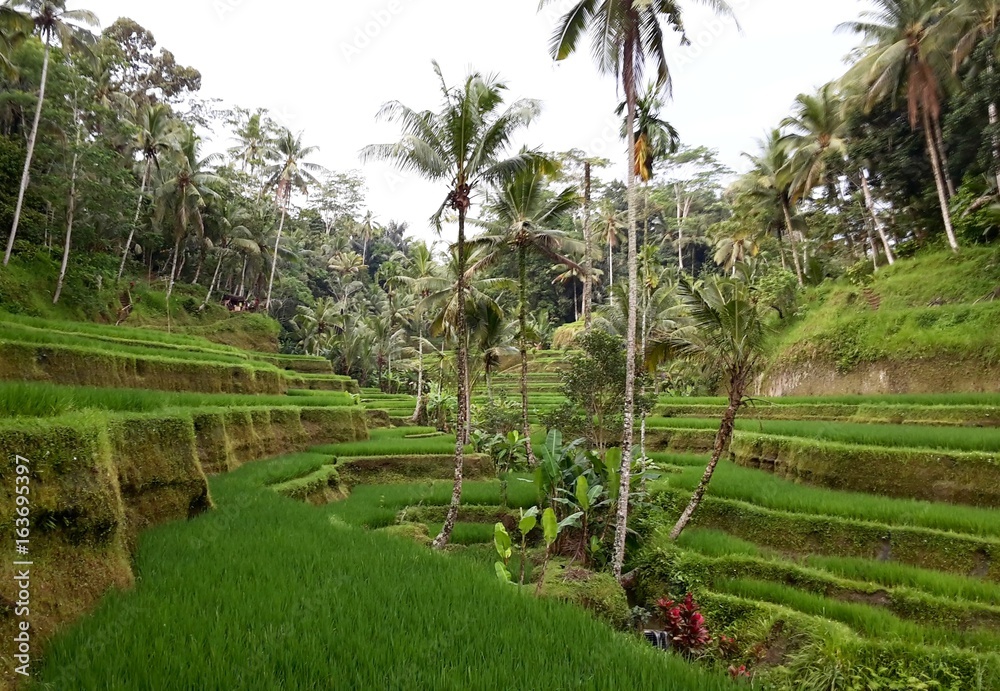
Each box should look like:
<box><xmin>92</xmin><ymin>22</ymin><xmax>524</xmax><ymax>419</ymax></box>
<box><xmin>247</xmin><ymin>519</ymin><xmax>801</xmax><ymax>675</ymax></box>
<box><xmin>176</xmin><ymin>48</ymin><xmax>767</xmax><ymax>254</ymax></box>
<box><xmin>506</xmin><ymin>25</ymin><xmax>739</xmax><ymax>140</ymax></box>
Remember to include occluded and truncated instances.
<box><xmin>656</xmin><ymin>593</ymin><xmax>712</xmax><ymax>657</ymax></box>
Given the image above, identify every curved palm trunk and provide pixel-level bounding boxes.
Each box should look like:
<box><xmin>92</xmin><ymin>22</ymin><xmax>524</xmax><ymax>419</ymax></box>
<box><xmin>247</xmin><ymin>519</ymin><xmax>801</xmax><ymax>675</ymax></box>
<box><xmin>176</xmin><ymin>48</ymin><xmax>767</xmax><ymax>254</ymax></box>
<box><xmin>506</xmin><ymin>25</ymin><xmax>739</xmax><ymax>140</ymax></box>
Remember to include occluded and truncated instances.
<box><xmin>669</xmin><ymin>383</ymin><xmax>742</xmax><ymax>541</ymax></box>
<box><xmin>119</xmin><ymin>160</ymin><xmax>152</xmax><ymax>280</ymax></box>
<box><xmin>5</xmin><ymin>41</ymin><xmax>50</xmax><ymax>266</ymax></box>
<box><xmin>922</xmin><ymin>109</ymin><xmax>960</xmax><ymax>252</ymax></box>
<box><xmin>780</xmin><ymin>198</ymin><xmax>805</xmax><ymax>286</ymax></box>
<box><xmin>518</xmin><ymin>245</ymin><xmax>536</xmax><ymax>465</ymax></box>
<box><xmin>432</xmin><ymin>204</ymin><xmax>469</xmax><ymax>550</ymax></box>
<box><xmin>988</xmin><ymin>88</ymin><xmax>1000</xmax><ymax>193</ymax></box>
<box><xmin>933</xmin><ymin>118</ymin><xmax>955</xmax><ymax>199</ymax></box>
<box><xmin>860</xmin><ymin>171</ymin><xmax>894</xmax><ymax>265</ymax></box>
<box><xmin>583</xmin><ymin>162</ymin><xmax>593</xmax><ymax>329</ymax></box>
<box><xmin>265</xmin><ymin>206</ymin><xmax>287</xmax><ymax>310</ymax></box>
<box><xmin>611</xmin><ymin>66</ymin><xmax>640</xmax><ymax>582</ymax></box>
<box><xmin>201</xmin><ymin>255</ymin><xmax>223</xmax><ymax>310</ymax></box>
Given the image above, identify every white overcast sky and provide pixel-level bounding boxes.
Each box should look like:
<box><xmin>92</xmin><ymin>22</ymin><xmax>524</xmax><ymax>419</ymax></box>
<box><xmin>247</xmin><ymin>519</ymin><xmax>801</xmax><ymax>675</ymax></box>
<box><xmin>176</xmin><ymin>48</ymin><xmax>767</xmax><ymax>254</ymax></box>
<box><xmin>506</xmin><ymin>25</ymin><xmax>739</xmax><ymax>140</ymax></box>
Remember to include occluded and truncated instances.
<box><xmin>80</xmin><ymin>0</ymin><xmax>869</xmax><ymax>243</ymax></box>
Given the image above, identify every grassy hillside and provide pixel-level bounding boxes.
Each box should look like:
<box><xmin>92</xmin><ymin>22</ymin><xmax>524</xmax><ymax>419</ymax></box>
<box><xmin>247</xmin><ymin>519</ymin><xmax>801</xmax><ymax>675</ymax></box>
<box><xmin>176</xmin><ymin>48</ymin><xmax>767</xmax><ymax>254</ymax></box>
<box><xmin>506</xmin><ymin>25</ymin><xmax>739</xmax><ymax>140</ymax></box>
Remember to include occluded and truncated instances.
<box><xmin>0</xmin><ymin>251</ymin><xmax>280</xmax><ymax>352</ymax></box>
<box><xmin>761</xmin><ymin>247</ymin><xmax>1000</xmax><ymax>395</ymax></box>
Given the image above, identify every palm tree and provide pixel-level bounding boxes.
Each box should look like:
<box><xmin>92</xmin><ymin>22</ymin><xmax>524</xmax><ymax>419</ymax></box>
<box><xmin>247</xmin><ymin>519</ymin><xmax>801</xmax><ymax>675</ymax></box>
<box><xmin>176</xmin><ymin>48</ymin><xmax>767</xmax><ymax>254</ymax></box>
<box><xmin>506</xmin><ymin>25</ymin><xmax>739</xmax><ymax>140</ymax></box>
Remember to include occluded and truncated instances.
<box><xmin>840</xmin><ymin>0</ymin><xmax>960</xmax><ymax>252</ymax></box>
<box><xmin>356</xmin><ymin>210</ymin><xmax>381</xmax><ymax>264</ymax></box>
<box><xmin>469</xmin><ymin>299</ymin><xmax>517</xmax><ymax>402</ymax></box>
<box><xmin>152</xmin><ymin>127</ymin><xmax>220</xmax><ymax>300</ymax></box>
<box><xmin>362</xmin><ymin>62</ymin><xmax>542</xmax><ymax>550</ymax></box>
<box><xmin>739</xmin><ymin>130</ymin><xmax>805</xmax><ymax>286</ymax></box>
<box><xmin>596</xmin><ymin>201</ymin><xmax>624</xmax><ymax>292</ymax></box>
<box><xmin>661</xmin><ymin>267</ymin><xmax>769</xmax><ymax>540</ymax></box>
<box><xmin>263</xmin><ymin>128</ymin><xmax>322</xmax><ymax>311</ymax></box>
<box><xmin>293</xmin><ymin>297</ymin><xmax>344</xmax><ymax>356</ymax></box>
<box><xmin>470</xmin><ymin>165</ymin><xmax>580</xmax><ymax>464</ymax></box>
<box><xmin>617</xmin><ymin>82</ymin><xmax>680</xmax><ymax>183</ymax></box>
<box><xmin>391</xmin><ymin>242</ymin><xmax>439</xmax><ymax>423</ymax></box>
<box><xmin>4</xmin><ymin>0</ymin><xmax>98</xmax><ymax>267</ymax></box>
<box><xmin>118</xmin><ymin>103</ymin><xmax>178</xmax><ymax>279</ymax></box>
<box><xmin>943</xmin><ymin>0</ymin><xmax>1000</xmax><ymax>192</ymax></box>
<box><xmin>0</xmin><ymin>7</ymin><xmax>32</xmax><ymax>77</ymax></box>
<box><xmin>229</xmin><ymin>108</ymin><xmax>273</xmax><ymax>174</ymax></box>
<box><xmin>712</xmin><ymin>221</ymin><xmax>760</xmax><ymax>275</ymax></box>
<box><xmin>540</xmin><ymin>0</ymin><xmax>736</xmax><ymax>580</ymax></box>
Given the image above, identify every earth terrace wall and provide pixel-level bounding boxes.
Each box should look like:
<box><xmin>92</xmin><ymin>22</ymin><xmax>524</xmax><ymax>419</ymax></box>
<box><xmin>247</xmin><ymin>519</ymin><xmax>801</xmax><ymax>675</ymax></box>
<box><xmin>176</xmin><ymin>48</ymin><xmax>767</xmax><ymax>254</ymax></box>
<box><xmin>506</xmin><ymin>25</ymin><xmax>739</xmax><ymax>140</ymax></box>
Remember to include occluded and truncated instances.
<box><xmin>0</xmin><ymin>406</ymin><xmax>367</xmax><ymax>683</ymax></box>
<box><xmin>644</xmin><ymin>427</ymin><xmax>1000</xmax><ymax>508</ymax></box>
<box><xmin>0</xmin><ymin>340</ymin><xmax>286</xmax><ymax>395</ymax></box>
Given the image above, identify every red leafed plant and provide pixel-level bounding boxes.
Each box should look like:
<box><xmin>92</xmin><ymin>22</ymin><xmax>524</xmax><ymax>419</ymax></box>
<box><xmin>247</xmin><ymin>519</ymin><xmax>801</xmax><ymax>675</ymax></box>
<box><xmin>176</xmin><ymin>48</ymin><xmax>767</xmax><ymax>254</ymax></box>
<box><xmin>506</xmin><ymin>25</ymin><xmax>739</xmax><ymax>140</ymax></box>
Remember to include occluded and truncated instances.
<box><xmin>656</xmin><ymin>593</ymin><xmax>712</xmax><ymax>657</ymax></box>
<box><xmin>728</xmin><ymin>664</ymin><xmax>751</xmax><ymax>680</ymax></box>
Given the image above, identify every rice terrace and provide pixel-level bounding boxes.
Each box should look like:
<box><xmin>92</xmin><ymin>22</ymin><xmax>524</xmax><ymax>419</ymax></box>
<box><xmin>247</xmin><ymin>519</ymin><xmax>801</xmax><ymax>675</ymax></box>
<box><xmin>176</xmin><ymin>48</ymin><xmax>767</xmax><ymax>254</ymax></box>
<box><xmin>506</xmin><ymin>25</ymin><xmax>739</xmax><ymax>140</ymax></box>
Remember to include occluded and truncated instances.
<box><xmin>2</xmin><ymin>0</ymin><xmax>1000</xmax><ymax>689</ymax></box>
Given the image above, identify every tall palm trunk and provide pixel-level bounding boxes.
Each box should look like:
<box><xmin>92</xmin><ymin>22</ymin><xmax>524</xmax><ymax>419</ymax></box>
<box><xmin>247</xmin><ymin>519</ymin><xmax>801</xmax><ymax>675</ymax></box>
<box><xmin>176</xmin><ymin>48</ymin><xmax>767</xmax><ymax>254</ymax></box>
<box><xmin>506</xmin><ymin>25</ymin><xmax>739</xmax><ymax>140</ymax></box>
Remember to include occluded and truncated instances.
<box><xmin>780</xmin><ymin>198</ymin><xmax>805</xmax><ymax>286</ymax></box>
<box><xmin>675</xmin><ymin>183</ymin><xmax>685</xmax><ymax>273</ymax></box>
<box><xmin>411</xmin><ymin>325</ymin><xmax>425</xmax><ymax>423</ymax></box>
<box><xmin>933</xmin><ymin>117</ymin><xmax>955</xmax><ymax>199</ymax></box>
<box><xmin>238</xmin><ymin>257</ymin><xmax>247</xmax><ymax>297</ymax></box>
<box><xmin>518</xmin><ymin>245</ymin><xmax>536</xmax><ymax>465</ymax></box>
<box><xmin>5</xmin><ymin>40</ymin><xmax>50</xmax><ymax>266</ymax></box>
<box><xmin>988</xmin><ymin>62</ymin><xmax>1000</xmax><ymax>192</ymax></box>
<box><xmin>921</xmin><ymin>109</ymin><xmax>960</xmax><ymax>252</ymax></box>
<box><xmin>166</xmin><ymin>235</ymin><xmax>182</xmax><ymax>300</ymax></box>
<box><xmin>611</xmin><ymin>65</ymin><xmax>639</xmax><ymax>582</ymax></box>
<box><xmin>583</xmin><ymin>162</ymin><xmax>593</xmax><ymax>329</ymax></box>
<box><xmin>669</xmin><ymin>382</ymin><xmax>743</xmax><ymax>540</ymax></box>
<box><xmin>607</xmin><ymin>241</ymin><xmax>614</xmax><ymax>292</ymax></box>
<box><xmin>860</xmin><ymin>170</ymin><xmax>894</xmax><ymax>265</ymax></box>
<box><xmin>54</xmin><ymin>95</ymin><xmax>82</xmax><ymax>305</ymax></box>
<box><xmin>265</xmin><ymin>205</ymin><xmax>287</xmax><ymax>310</ymax></box>
<box><xmin>119</xmin><ymin>160</ymin><xmax>152</xmax><ymax>279</ymax></box>
<box><xmin>432</xmin><ymin>203</ymin><xmax>469</xmax><ymax>550</ymax></box>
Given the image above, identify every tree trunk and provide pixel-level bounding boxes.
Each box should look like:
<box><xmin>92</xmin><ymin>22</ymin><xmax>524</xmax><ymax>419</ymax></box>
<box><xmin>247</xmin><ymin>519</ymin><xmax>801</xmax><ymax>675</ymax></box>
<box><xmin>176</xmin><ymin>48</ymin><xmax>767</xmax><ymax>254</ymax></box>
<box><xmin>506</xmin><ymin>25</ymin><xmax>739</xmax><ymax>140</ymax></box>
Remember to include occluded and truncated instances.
<box><xmin>989</xmin><ymin>98</ymin><xmax>1000</xmax><ymax>193</ymax></box>
<box><xmin>201</xmin><ymin>255</ymin><xmax>223</xmax><ymax>310</ymax></box>
<box><xmin>238</xmin><ymin>257</ymin><xmax>247</xmax><ymax>297</ymax></box>
<box><xmin>166</xmin><ymin>236</ymin><xmax>182</xmax><ymax>300</ymax></box>
<box><xmin>607</xmin><ymin>240</ymin><xmax>614</xmax><ymax>292</ymax></box>
<box><xmin>933</xmin><ymin>117</ymin><xmax>955</xmax><ymax>199</ymax></box>
<box><xmin>119</xmin><ymin>161</ymin><xmax>151</xmax><ymax>280</ymax></box>
<box><xmin>675</xmin><ymin>184</ymin><xmax>685</xmax><ymax>273</ymax></box>
<box><xmin>583</xmin><ymin>162</ymin><xmax>593</xmax><ymax>329</ymax></box>
<box><xmin>54</xmin><ymin>97</ymin><xmax>82</xmax><ymax>305</ymax></box>
<box><xmin>669</xmin><ymin>385</ymin><xmax>742</xmax><ymax>540</ymax></box>
<box><xmin>432</xmin><ymin>203</ymin><xmax>469</xmax><ymax>550</ymax></box>
<box><xmin>5</xmin><ymin>41</ymin><xmax>50</xmax><ymax>266</ymax></box>
<box><xmin>922</xmin><ymin>110</ymin><xmax>960</xmax><ymax>252</ymax></box>
<box><xmin>265</xmin><ymin>206</ymin><xmax>287</xmax><ymax>310</ymax></box>
<box><xmin>780</xmin><ymin>198</ymin><xmax>805</xmax><ymax>286</ymax></box>
<box><xmin>519</xmin><ymin>245</ymin><xmax>535</xmax><ymax>465</ymax></box>
<box><xmin>412</xmin><ymin>326</ymin><xmax>425</xmax><ymax>423</ymax></box>
<box><xmin>611</xmin><ymin>69</ymin><xmax>639</xmax><ymax>582</ymax></box>
<box><xmin>860</xmin><ymin>170</ymin><xmax>894</xmax><ymax>265</ymax></box>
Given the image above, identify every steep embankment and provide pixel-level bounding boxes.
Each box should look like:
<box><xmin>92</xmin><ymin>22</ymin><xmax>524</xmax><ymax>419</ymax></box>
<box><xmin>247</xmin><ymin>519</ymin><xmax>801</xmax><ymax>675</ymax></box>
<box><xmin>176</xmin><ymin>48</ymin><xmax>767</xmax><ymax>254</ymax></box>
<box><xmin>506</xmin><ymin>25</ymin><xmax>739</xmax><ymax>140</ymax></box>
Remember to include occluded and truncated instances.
<box><xmin>759</xmin><ymin>248</ymin><xmax>1000</xmax><ymax>395</ymax></box>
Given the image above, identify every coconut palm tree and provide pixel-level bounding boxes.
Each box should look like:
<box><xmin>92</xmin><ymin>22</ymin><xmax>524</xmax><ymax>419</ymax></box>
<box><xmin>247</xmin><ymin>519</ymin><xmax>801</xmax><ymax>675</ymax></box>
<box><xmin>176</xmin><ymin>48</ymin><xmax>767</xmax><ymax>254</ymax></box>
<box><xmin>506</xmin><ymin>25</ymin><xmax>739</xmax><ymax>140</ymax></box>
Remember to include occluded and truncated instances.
<box><xmin>943</xmin><ymin>0</ymin><xmax>1000</xmax><ymax>192</ymax></box>
<box><xmin>391</xmin><ymin>242</ymin><xmax>439</xmax><ymax>422</ymax></box>
<box><xmin>362</xmin><ymin>62</ymin><xmax>543</xmax><ymax>550</ymax></box>
<box><xmin>4</xmin><ymin>0</ymin><xmax>98</xmax><ymax>267</ymax></box>
<box><xmin>662</xmin><ymin>267</ymin><xmax>770</xmax><ymax>540</ymax></box>
<box><xmin>293</xmin><ymin>297</ymin><xmax>344</xmax><ymax>356</ymax></box>
<box><xmin>596</xmin><ymin>201</ymin><xmax>624</xmax><ymax>292</ymax></box>
<box><xmin>469</xmin><ymin>165</ymin><xmax>580</xmax><ymax>464</ymax></box>
<box><xmin>118</xmin><ymin>103</ymin><xmax>179</xmax><ymax>279</ymax></box>
<box><xmin>840</xmin><ymin>0</ymin><xmax>960</xmax><ymax>252</ymax></box>
<box><xmin>263</xmin><ymin>128</ymin><xmax>322</xmax><ymax>311</ymax></box>
<box><xmin>739</xmin><ymin>130</ymin><xmax>805</xmax><ymax>286</ymax></box>
<box><xmin>0</xmin><ymin>7</ymin><xmax>32</xmax><ymax>77</ymax></box>
<box><xmin>229</xmin><ymin>108</ymin><xmax>273</xmax><ymax>175</ymax></box>
<box><xmin>540</xmin><ymin>0</ymin><xmax>736</xmax><ymax>580</ymax></box>
<box><xmin>469</xmin><ymin>299</ymin><xmax>517</xmax><ymax>402</ymax></box>
<box><xmin>617</xmin><ymin>82</ymin><xmax>680</xmax><ymax>183</ymax></box>
<box><xmin>152</xmin><ymin>127</ymin><xmax>220</xmax><ymax>300</ymax></box>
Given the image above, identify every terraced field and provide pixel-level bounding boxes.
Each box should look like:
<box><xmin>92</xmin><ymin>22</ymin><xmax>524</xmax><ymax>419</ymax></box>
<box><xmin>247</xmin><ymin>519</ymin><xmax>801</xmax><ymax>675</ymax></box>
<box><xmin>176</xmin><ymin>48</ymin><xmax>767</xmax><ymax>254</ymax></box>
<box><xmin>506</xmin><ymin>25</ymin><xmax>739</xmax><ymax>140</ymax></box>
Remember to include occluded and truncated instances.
<box><xmin>7</xmin><ymin>330</ymin><xmax>1000</xmax><ymax>689</ymax></box>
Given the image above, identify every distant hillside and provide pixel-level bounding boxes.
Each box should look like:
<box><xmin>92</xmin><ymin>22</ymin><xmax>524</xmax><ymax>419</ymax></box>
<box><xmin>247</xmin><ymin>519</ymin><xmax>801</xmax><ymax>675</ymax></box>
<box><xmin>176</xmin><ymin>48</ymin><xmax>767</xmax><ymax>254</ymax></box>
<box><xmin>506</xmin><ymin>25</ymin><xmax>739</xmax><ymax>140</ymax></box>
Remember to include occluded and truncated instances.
<box><xmin>0</xmin><ymin>249</ymin><xmax>281</xmax><ymax>352</ymax></box>
<box><xmin>759</xmin><ymin>247</ymin><xmax>1000</xmax><ymax>395</ymax></box>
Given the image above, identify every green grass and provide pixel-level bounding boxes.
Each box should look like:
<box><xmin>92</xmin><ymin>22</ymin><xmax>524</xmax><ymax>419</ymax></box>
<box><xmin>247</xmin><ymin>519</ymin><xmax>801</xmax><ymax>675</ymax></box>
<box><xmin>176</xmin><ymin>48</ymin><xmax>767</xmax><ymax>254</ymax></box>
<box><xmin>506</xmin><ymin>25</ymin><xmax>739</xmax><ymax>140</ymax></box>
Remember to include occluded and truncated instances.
<box><xmin>31</xmin><ymin>450</ymin><xmax>731</xmax><ymax>690</ymax></box>
<box><xmin>648</xmin><ymin>417</ymin><xmax>1000</xmax><ymax>452</ymax></box>
<box><xmin>653</xmin><ymin>459</ymin><xmax>1000</xmax><ymax>537</ymax></box>
<box><xmin>314</xmin><ymin>427</ymin><xmax>468</xmax><ymax>457</ymax></box>
<box><xmin>0</xmin><ymin>381</ymin><xmax>355</xmax><ymax>418</ymax></box>
<box><xmin>714</xmin><ymin>578</ymin><xmax>1000</xmax><ymax>652</ymax></box>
